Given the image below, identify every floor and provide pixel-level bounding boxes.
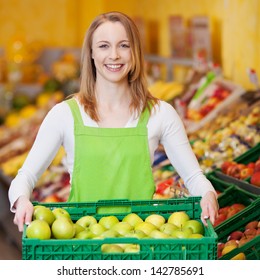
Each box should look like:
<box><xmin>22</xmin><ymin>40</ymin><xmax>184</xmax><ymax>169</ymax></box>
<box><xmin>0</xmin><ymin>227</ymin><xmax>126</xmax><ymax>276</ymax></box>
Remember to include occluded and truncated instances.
<box><xmin>0</xmin><ymin>183</ymin><xmax>22</xmax><ymax>260</ymax></box>
<box><xmin>0</xmin><ymin>223</ymin><xmax>22</xmax><ymax>260</ymax></box>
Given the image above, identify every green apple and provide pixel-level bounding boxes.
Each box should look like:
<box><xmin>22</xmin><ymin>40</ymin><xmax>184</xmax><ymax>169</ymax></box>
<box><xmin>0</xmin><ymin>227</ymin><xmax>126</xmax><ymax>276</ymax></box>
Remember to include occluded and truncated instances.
<box><xmin>76</xmin><ymin>215</ymin><xmax>97</xmax><ymax>228</ymax></box>
<box><xmin>135</xmin><ymin>222</ymin><xmax>156</xmax><ymax>236</ymax></box>
<box><xmin>101</xmin><ymin>244</ymin><xmax>124</xmax><ymax>253</ymax></box>
<box><xmin>182</xmin><ymin>219</ymin><xmax>204</xmax><ymax>235</ymax></box>
<box><xmin>52</xmin><ymin>207</ymin><xmax>71</xmax><ymax>220</ymax></box>
<box><xmin>111</xmin><ymin>222</ymin><xmax>133</xmax><ymax>236</ymax></box>
<box><xmin>33</xmin><ymin>206</ymin><xmax>56</xmax><ymax>226</ymax></box>
<box><xmin>26</xmin><ymin>220</ymin><xmax>51</xmax><ymax>240</ymax></box>
<box><xmin>89</xmin><ymin>223</ymin><xmax>106</xmax><ymax>236</ymax></box>
<box><xmin>100</xmin><ymin>229</ymin><xmax>119</xmax><ymax>238</ymax></box>
<box><xmin>168</xmin><ymin>211</ymin><xmax>190</xmax><ymax>228</ymax></box>
<box><xmin>149</xmin><ymin>229</ymin><xmax>170</xmax><ymax>239</ymax></box>
<box><xmin>160</xmin><ymin>223</ymin><xmax>178</xmax><ymax>235</ymax></box>
<box><xmin>171</xmin><ymin>227</ymin><xmax>192</xmax><ymax>239</ymax></box>
<box><xmin>75</xmin><ymin>229</ymin><xmax>94</xmax><ymax>239</ymax></box>
<box><xmin>124</xmin><ymin>229</ymin><xmax>147</xmax><ymax>239</ymax></box>
<box><xmin>98</xmin><ymin>215</ymin><xmax>119</xmax><ymax>230</ymax></box>
<box><xmin>73</xmin><ymin>223</ymin><xmax>85</xmax><ymax>235</ymax></box>
<box><xmin>51</xmin><ymin>216</ymin><xmax>75</xmax><ymax>239</ymax></box>
<box><xmin>124</xmin><ymin>244</ymin><xmax>140</xmax><ymax>253</ymax></box>
<box><xmin>145</xmin><ymin>214</ymin><xmax>165</xmax><ymax>229</ymax></box>
<box><xmin>122</xmin><ymin>213</ymin><xmax>143</xmax><ymax>227</ymax></box>
<box><xmin>190</xmin><ymin>233</ymin><xmax>204</xmax><ymax>239</ymax></box>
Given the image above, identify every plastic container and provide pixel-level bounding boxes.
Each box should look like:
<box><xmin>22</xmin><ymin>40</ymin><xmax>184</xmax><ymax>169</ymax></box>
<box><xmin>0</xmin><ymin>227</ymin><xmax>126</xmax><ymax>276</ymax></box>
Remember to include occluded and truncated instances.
<box><xmin>216</xmin><ymin>198</ymin><xmax>260</xmax><ymax>260</ymax></box>
<box><xmin>22</xmin><ymin>197</ymin><xmax>217</xmax><ymax>260</ymax></box>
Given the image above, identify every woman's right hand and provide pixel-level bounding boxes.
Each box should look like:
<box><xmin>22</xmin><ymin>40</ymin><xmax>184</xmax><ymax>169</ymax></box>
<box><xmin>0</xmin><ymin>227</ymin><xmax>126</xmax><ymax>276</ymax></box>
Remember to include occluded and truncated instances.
<box><xmin>13</xmin><ymin>196</ymin><xmax>34</xmax><ymax>232</ymax></box>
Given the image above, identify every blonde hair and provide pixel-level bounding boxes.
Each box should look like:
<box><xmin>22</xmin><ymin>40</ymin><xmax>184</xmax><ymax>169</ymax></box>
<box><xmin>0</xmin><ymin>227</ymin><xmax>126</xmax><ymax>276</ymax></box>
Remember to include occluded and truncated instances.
<box><xmin>77</xmin><ymin>11</ymin><xmax>158</xmax><ymax>122</ymax></box>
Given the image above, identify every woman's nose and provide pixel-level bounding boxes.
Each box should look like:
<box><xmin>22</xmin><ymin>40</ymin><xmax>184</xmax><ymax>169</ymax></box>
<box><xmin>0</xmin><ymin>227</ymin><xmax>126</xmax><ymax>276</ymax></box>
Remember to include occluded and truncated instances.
<box><xmin>109</xmin><ymin>47</ymin><xmax>120</xmax><ymax>60</ymax></box>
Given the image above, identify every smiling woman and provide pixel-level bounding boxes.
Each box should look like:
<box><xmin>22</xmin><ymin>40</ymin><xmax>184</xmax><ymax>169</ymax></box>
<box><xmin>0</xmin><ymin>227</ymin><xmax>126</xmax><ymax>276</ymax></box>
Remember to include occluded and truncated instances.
<box><xmin>9</xmin><ymin>11</ymin><xmax>218</xmax><ymax>233</ymax></box>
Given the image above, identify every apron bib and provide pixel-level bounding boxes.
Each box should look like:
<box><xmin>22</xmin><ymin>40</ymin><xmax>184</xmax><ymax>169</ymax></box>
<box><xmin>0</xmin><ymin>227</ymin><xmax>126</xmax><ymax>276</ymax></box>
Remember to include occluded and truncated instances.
<box><xmin>66</xmin><ymin>98</ymin><xmax>155</xmax><ymax>214</ymax></box>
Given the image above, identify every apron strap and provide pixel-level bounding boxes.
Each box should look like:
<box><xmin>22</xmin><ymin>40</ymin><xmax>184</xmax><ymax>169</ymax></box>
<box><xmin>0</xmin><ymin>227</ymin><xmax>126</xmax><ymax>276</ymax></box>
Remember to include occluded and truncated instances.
<box><xmin>137</xmin><ymin>106</ymin><xmax>151</xmax><ymax>128</ymax></box>
<box><xmin>66</xmin><ymin>98</ymin><xmax>84</xmax><ymax>126</ymax></box>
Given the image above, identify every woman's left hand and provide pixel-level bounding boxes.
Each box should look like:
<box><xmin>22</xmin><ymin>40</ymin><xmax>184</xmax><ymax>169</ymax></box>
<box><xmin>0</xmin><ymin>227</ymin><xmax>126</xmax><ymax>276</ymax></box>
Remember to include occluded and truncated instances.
<box><xmin>200</xmin><ymin>191</ymin><xmax>219</xmax><ymax>226</ymax></box>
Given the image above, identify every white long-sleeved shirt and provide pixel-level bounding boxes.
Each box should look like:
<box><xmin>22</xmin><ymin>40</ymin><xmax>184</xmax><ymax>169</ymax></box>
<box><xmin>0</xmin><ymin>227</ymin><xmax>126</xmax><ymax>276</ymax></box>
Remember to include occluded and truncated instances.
<box><xmin>8</xmin><ymin>99</ymin><xmax>216</xmax><ymax>210</ymax></box>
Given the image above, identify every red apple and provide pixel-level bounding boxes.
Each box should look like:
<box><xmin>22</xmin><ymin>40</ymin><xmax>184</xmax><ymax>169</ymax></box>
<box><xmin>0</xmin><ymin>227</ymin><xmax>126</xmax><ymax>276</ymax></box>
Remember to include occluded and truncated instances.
<box><xmin>247</xmin><ymin>162</ymin><xmax>255</xmax><ymax>169</ymax></box>
<box><xmin>218</xmin><ymin>206</ymin><xmax>230</xmax><ymax>216</ymax></box>
<box><xmin>214</xmin><ymin>213</ymin><xmax>227</xmax><ymax>227</ymax></box>
<box><xmin>238</xmin><ymin>235</ymin><xmax>254</xmax><ymax>247</ymax></box>
<box><xmin>227</xmin><ymin>230</ymin><xmax>244</xmax><ymax>241</ymax></box>
<box><xmin>221</xmin><ymin>161</ymin><xmax>235</xmax><ymax>174</ymax></box>
<box><xmin>245</xmin><ymin>220</ymin><xmax>258</xmax><ymax>230</ymax></box>
<box><xmin>250</xmin><ymin>171</ymin><xmax>260</xmax><ymax>187</ymax></box>
<box><xmin>244</xmin><ymin>228</ymin><xmax>257</xmax><ymax>238</ymax></box>
<box><xmin>254</xmin><ymin>159</ymin><xmax>260</xmax><ymax>172</ymax></box>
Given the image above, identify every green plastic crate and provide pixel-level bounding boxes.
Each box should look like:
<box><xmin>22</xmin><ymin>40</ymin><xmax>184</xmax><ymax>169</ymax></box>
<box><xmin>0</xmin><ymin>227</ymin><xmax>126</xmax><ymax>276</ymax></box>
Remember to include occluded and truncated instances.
<box><xmin>234</xmin><ymin>143</ymin><xmax>260</xmax><ymax>164</ymax></box>
<box><xmin>206</xmin><ymin>172</ymin><xmax>234</xmax><ymax>194</ymax></box>
<box><xmin>216</xmin><ymin>198</ymin><xmax>260</xmax><ymax>260</ymax></box>
<box><xmin>22</xmin><ymin>197</ymin><xmax>218</xmax><ymax>260</ymax></box>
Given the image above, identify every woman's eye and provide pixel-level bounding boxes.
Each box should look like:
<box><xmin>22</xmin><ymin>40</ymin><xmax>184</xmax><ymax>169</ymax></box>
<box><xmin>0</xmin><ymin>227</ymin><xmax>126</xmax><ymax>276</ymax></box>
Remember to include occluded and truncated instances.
<box><xmin>99</xmin><ymin>44</ymin><xmax>108</xmax><ymax>48</ymax></box>
<box><xmin>121</xmin><ymin>43</ymin><xmax>130</xmax><ymax>48</ymax></box>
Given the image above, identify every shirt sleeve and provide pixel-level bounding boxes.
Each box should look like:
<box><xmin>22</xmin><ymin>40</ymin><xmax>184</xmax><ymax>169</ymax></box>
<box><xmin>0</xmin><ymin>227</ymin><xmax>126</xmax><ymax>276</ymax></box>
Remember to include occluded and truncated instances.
<box><xmin>158</xmin><ymin>101</ymin><xmax>216</xmax><ymax>197</ymax></box>
<box><xmin>8</xmin><ymin>102</ymin><xmax>68</xmax><ymax>212</ymax></box>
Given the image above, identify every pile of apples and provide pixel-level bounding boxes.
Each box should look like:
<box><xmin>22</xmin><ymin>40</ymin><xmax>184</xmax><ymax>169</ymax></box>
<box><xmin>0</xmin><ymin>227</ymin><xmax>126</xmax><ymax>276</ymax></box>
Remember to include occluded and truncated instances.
<box><xmin>214</xmin><ymin>203</ymin><xmax>246</xmax><ymax>227</ymax></box>
<box><xmin>220</xmin><ymin>156</ymin><xmax>260</xmax><ymax>187</ymax></box>
<box><xmin>217</xmin><ymin>219</ymin><xmax>260</xmax><ymax>260</ymax></box>
<box><xmin>26</xmin><ymin>206</ymin><xmax>205</xmax><ymax>253</ymax></box>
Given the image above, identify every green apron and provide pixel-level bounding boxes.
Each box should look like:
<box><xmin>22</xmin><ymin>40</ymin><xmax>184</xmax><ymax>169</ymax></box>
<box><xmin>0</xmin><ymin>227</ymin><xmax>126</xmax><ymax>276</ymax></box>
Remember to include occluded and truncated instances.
<box><xmin>66</xmin><ymin>98</ymin><xmax>155</xmax><ymax>213</ymax></box>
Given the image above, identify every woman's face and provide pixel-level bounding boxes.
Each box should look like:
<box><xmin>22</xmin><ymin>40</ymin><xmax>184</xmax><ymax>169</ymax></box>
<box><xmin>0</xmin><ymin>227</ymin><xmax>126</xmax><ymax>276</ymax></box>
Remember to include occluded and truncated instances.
<box><xmin>91</xmin><ymin>21</ymin><xmax>132</xmax><ymax>84</ymax></box>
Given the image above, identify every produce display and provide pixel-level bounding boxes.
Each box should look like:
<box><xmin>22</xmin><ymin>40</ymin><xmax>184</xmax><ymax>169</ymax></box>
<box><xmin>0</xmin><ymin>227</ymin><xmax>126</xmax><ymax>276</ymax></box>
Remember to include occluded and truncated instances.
<box><xmin>217</xmin><ymin>219</ymin><xmax>259</xmax><ymax>260</ymax></box>
<box><xmin>220</xmin><ymin>156</ymin><xmax>260</xmax><ymax>187</ymax></box>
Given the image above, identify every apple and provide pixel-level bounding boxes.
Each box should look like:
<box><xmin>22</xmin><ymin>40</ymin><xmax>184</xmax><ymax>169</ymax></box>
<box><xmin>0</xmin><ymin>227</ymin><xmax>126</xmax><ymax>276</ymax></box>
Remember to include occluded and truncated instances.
<box><xmin>171</xmin><ymin>227</ymin><xmax>192</xmax><ymax>239</ymax></box>
<box><xmin>222</xmin><ymin>244</ymin><xmax>237</xmax><ymax>255</ymax></box>
<box><xmin>244</xmin><ymin>228</ymin><xmax>257</xmax><ymax>237</ymax></box>
<box><xmin>149</xmin><ymin>230</ymin><xmax>170</xmax><ymax>239</ymax></box>
<box><xmin>245</xmin><ymin>220</ymin><xmax>258</xmax><ymax>230</ymax></box>
<box><xmin>135</xmin><ymin>222</ymin><xmax>156</xmax><ymax>236</ymax></box>
<box><xmin>33</xmin><ymin>205</ymin><xmax>56</xmax><ymax>226</ymax></box>
<box><xmin>221</xmin><ymin>161</ymin><xmax>235</xmax><ymax>174</ymax></box>
<box><xmin>168</xmin><ymin>211</ymin><xmax>190</xmax><ymax>228</ymax></box>
<box><xmin>190</xmin><ymin>233</ymin><xmax>204</xmax><ymax>239</ymax></box>
<box><xmin>124</xmin><ymin>244</ymin><xmax>140</xmax><ymax>253</ymax></box>
<box><xmin>98</xmin><ymin>215</ymin><xmax>119</xmax><ymax>230</ymax></box>
<box><xmin>89</xmin><ymin>223</ymin><xmax>106</xmax><ymax>236</ymax></box>
<box><xmin>75</xmin><ymin>229</ymin><xmax>94</xmax><ymax>239</ymax></box>
<box><xmin>100</xmin><ymin>229</ymin><xmax>119</xmax><ymax>238</ymax></box>
<box><xmin>182</xmin><ymin>219</ymin><xmax>204</xmax><ymax>235</ymax></box>
<box><xmin>74</xmin><ymin>223</ymin><xmax>85</xmax><ymax>235</ymax></box>
<box><xmin>145</xmin><ymin>214</ymin><xmax>165</xmax><ymax>229</ymax></box>
<box><xmin>122</xmin><ymin>213</ymin><xmax>143</xmax><ymax>227</ymax></box>
<box><xmin>218</xmin><ymin>206</ymin><xmax>229</xmax><ymax>215</ymax></box>
<box><xmin>101</xmin><ymin>244</ymin><xmax>124</xmax><ymax>253</ymax></box>
<box><xmin>26</xmin><ymin>220</ymin><xmax>51</xmax><ymax>240</ymax></box>
<box><xmin>227</xmin><ymin>231</ymin><xmax>243</xmax><ymax>241</ymax></box>
<box><xmin>250</xmin><ymin>171</ymin><xmax>260</xmax><ymax>187</ymax></box>
<box><xmin>254</xmin><ymin>159</ymin><xmax>260</xmax><ymax>172</ymax></box>
<box><xmin>214</xmin><ymin>213</ymin><xmax>227</xmax><ymax>227</ymax></box>
<box><xmin>124</xmin><ymin>229</ymin><xmax>146</xmax><ymax>239</ymax></box>
<box><xmin>51</xmin><ymin>216</ymin><xmax>75</xmax><ymax>239</ymax></box>
<box><xmin>52</xmin><ymin>208</ymin><xmax>71</xmax><ymax>220</ymax></box>
<box><xmin>238</xmin><ymin>235</ymin><xmax>254</xmax><ymax>247</ymax></box>
<box><xmin>111</xmin><ymin>222</ymin><xmax>133</xmax><ymax>236</ymax></box>
<box><xmin>224</xmin><ymin>240</ymin><xmax>238</xmax><ymax>247</ymax></box>
<box><xmin>159</xmin><ymin>223</ymin><xmax>178</xmax><ymax>235</ymax></box>
<box><xmin>231</xmin><ymin>253</ymin><xmax>246</xmax><ymax>260</ymax></box>
<box><xmin>76</xmin><ymin>215</ymin><xmax>97</xmax><ymax>228</ymax></box>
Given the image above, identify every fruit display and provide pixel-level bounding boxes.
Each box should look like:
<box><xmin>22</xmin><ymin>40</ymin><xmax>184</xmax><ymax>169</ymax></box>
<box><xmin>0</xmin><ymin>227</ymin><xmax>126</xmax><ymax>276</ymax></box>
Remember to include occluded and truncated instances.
<box><xmin>215</xmin><ymin>198</ymin><xmax>260</xmax><ymax>260</ymax></box>
<box><xmin>22</xmin><ymin>197</ymin><xmax>217</xmax><ymax>260</ymax></box>
<box><xmin>190</xmin><ymin>104</ymin><xmax>260</xmax><ymax>173</ymax></box>
<box><xmin>220</xmin><ymin>156</ymin><xmax>260</xmax><ymax>187</ymax></box>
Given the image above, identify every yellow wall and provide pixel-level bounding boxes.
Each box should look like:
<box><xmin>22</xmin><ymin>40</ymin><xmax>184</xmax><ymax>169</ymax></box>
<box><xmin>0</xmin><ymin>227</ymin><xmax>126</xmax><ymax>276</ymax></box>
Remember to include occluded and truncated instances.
<box><xmin>0</xmin><ymin>0</ymin><xmax>259</xmax><ymax>89</ymax></box>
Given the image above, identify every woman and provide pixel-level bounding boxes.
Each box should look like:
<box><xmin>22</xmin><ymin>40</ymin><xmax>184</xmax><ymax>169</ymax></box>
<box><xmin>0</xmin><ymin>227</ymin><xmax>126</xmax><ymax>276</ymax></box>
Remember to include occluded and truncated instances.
<box><xmin>9</xmin><ymin>11</ymin><xmax>218</xmax><ymax>232</ymax></box>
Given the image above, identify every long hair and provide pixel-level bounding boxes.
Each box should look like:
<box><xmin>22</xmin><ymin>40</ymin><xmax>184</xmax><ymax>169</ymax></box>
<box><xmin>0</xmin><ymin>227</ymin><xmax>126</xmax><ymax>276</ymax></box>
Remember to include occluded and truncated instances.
<box><xmin>77</xmin><ymin>11</ymin><xmax>158</xmax><ymax>122</ymax></box>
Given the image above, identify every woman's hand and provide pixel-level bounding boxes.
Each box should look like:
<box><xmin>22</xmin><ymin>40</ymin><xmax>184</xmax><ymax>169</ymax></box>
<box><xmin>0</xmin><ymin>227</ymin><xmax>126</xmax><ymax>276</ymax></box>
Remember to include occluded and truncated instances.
<box><xmin>13</xmin><ymin>196</ymin><xmax>34</xmax><ymax>232</ymax></box>
<box><xmin>200</xmin><ymin>191</ymin><xmax>219</xmax><ymax>226</ymax></box>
